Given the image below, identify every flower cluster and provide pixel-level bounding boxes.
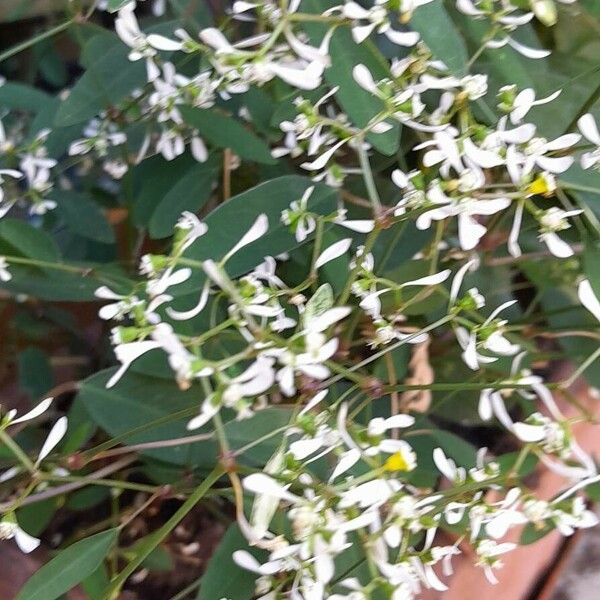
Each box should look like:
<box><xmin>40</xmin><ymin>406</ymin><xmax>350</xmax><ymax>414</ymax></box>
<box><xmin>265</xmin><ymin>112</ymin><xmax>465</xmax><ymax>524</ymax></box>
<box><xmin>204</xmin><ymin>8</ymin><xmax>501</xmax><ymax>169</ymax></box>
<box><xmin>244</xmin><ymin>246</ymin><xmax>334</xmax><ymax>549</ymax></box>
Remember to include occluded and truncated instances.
<box><xmin>1</xmin><ymin>0</ymin><xmax>599</xmax><ymax>597</ymax></box>
<box><xmin>0</xmin><ymin>116</ymin><xmax>58</xmax><ymax>218</ymax></box>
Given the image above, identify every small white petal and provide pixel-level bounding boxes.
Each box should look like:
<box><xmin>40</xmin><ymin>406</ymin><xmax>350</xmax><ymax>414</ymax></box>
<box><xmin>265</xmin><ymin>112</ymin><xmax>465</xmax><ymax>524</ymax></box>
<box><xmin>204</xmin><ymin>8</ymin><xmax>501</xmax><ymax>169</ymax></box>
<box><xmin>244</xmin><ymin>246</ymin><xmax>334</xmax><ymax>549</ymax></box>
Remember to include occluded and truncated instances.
<box><xmin>384</xmin><ymin>29</ymin><xmax>420</xmax><ymax>46</ymax></box>
<box><xmin>268</xmin><ymin>61</ymin><xmax>323</xmax><ymax>90</ymax></box>
<box><xmin>224</xmin><ymin>214</ymin><xmax>269</xmax><ymax>260</ymax></box>
<box><xmin>306</xmin><ymin>306</ymin><xmax>351</xmax><ymax>332</ymax></box>
<box><xmin>199</xmin><ymin>28</ymin><xmax>233</xmax><ymax>51</ymax></box>
<box><xmin>541</xmin><ymin>232</ymin><xmax>573</xmax><ymax>258</ymax></box>
<box><xmin>289</xmin><ymin>438</ymin><xmax>323</xmax><ymax>460</ymax></box>
<box><xmin>329</xmin><ymin>448</ymin><xmax>361</xmax><ymax>482</ymax></box>
<box><xmin>146</xmin><ymin>34</ymin><xmax>183</xmax><ymax>51</ymax></box>
<box><xmin>11</xmin><ymin>397</ymin><xmax>53</xmax><ymax>425</ymax></box>
<box><xmin>449</xmin><ymin>260</ymin><xmax>476</xmax><ymax>304</ymax></box>
<box><xmin>342</xmin><ymin>2</ymin><xmax>371</xmax><ymax>19</ymax></box>
<box><xmin>300</xmin><ymin>389</ymin><xmax>329</xmax><ymax>415</ymax></box>
<box><xmin>513</xmin><ymin>422</ymin><xmax>546</xmax><ymax>442</ymax></box>
<box><xmin>400</xmin><ymin>269</ymin><xmax>451</xmax><ymax>288</ymax></box>
<box><xmin>14</xmin><ymin>528</ymin><xmax>41</xmax><ymax>554</ymax></box>
<box><xmin>478</xmin><ymin>389</ymin><xmax>493</xmax><ymax>421</ymax></box>
<box><xmin>37</xmin><ymin>416</ymin><xmax>68</xmax><ymax>464</ymax></box>
<box><xmin>301</xmin><ymin>140</ymin><xmax>345</xmax><ymax>170</ymax></box>
<box><xmin>507</xmin><ymin>38</ymin><xmax>551</xmax><ymax>59</ymax></box>
<box><xmin>166</xmin><ymin>282</ymin><xmax>210</xmax><ymax>320</ymax></box>
<box><xmin>384</xmin><ymin>414</ymin><xmax>415</xmax><ymax>429</ymax></box>
<box><xmin>578</xmin><ymin>113</ymin><xmax>600</xmax><ymax>146</ymax></box>
<box><xmin>433</xmin><ymin>448</ymin><xmax>456</xmax><ymax>481</ymax></box>
<box><xmin>315</xmin><ymin>238</ymin><xmax>352</xmax><ymax>269</ymax></box>
<box><xmin>578</xmin><ymin>279</ymin><xmax>600</xmax><ymax>322</ymax></box>
<box><xmin>337</xmin><ymin>219</ymin><xmax>375</xmax><ymax>233</ymax></box>
<box><xmin>353</xmin><ymin>64</ymin><xmax>378</xmax><ymax>94</ymax></box>
<box><xmin>243</xmin><ymin>473</ymin><xmax>299</xmax><ymax>502</ymax></box>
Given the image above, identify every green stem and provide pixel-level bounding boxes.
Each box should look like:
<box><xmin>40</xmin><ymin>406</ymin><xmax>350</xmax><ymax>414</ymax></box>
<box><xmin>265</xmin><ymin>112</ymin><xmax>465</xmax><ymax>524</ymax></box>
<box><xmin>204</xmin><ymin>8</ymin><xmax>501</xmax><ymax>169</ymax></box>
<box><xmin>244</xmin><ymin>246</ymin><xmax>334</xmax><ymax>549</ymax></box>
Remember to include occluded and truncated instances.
<box><xmin>0</xmin><ymin>429</ymin><xmax>36</xmax><ymax>474</ymax></box>
<box><xmin>325</xmin><ymin>314</ymin><xmax>454</xmax><ymax>386</ymax></box>
<box><xmin>384</xmin><ymin>380</ymin><xmax>558</xmax><ymax>393</ymax></box>
<box><xmin>4</xmin><ymin>255</ymin><xmax>89</xmax><ymax>274</ymax></box>
<box><xmin>0</xmin><ymin>19</ymin><xmax>74</xmax><ymax>64</ymax></box>
<box><xmin>338</xmin><ymin>227</ymin><xmax>379</xmax><ymax>305</ymax></box>
<box><xmin>108</xmin><ymin>466</ymin><xmax>223</xmax><ymax>599</ymax></box>
<box><xmin>357</xmin><ymin>141</ymin><xmax>382</xmax><ymax>214</ymax></box>
<box><xmin>560</xmin><ymin>182</ymin><xmax>600</xmax><ymax>196</ymax></box>
<box><xmin>40</xmin><ymin>474</ymin><xmax>157</xmax><ymax>494</ymax></box>
<box><xmin>309</xmin><ymin>218</ymin><xmax>325</xmax><ymax>282</ymax></box>
<box><xmin>562</xmin><ymin>346</ymin><xmax>600</xmax><ymax>388</ymax></box>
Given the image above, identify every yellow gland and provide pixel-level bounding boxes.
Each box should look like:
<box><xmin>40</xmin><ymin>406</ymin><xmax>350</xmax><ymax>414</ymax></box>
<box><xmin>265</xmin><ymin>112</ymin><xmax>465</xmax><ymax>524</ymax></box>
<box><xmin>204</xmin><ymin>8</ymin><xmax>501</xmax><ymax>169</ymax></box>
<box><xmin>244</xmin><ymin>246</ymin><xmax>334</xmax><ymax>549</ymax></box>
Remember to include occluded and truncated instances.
<box><xmin>527</xmin><ymin>175</ymin><xmax>552</xmax><ymax>197</ymax></box>
<box><xmin>384</xmin><ymin>452</ymin><xmax>410</xmax><ymax>472</ymax></box>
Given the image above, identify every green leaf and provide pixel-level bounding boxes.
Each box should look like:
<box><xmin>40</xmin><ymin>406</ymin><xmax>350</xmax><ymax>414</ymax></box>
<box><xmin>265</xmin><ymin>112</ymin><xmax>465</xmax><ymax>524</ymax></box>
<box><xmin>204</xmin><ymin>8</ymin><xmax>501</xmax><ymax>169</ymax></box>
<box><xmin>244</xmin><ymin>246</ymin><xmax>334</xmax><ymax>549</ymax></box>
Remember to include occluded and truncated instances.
<box><xmin>148</xmin><ymin>159</ymin><xmax>218</xmax><ymax>239</ymax></box>
<box><xmin>0</xmin><ymin>219</ymin><xmax>60</xmax><ymax>267</ymax></box>
<box><xmin>17</xmin><ymin>529</ymin><xmax>118</xmax><ymax>600</ymax></box>
<box><xmin>55</xmin><ymin>35</ymin><xmax>146</xmax><ymax>127</ymax></box>
<box><xmin>18</xmin><ymin>348</ymin><xmax>54</xmax><ymax>400</ymax></box>
<box><xmin>52</xmin><ymin>191</ymin><xmax>115</xmax><ymax>244</ymax></box>
<box><xmin>410</xmin><ymin>2</ymin><xmax>468</xmax><ymax>75</ymax></box>
<box><xmin>584</xmin><ymin>240</ymin><xmax>600</xmax><ymax>299</ymax></box>
<box><xmin>520</xmin><ymin>521</ymin><xmax>554</xmax><ymax>545</ymax></box>
<box><xmin>66</xmin><ymin>487</ymin><xmax>111</xmax><ymax>511</ymax></box>
<box><xmin>581</xmin><ymin>0</ymin><xmax>600</xmax><ymax>17</ymax></box>
<box><xmin>107</xmin><ymin>0</ymin><xmax>131</xmax><ymax>11</ymax></box>
<box><xmin>180</xmin><ymin>106</ymin><xmax>276</xmax><ymax>164</ymax></box>
<box><xmin>17</xmin><ymin>498</ymin><xmax>59</xmax><ymax>537</ymax></box>
<box><xmin>585</xmin><ymin>479</ymin><xmax>600</xmax><ymax>502</ymax></box>
<box><xmin>178</xmin><ymin>176</ymin><xmax>337</xmax><ymax>295</ymax></box>
<box><xmin>81</xmin><ymin>564</ymin><xmax>110</xmax><ymax>600</ymax></box>
<box><xmin>78</xmin><ymin>368</ymin><xmax>215</xmax><ymax>466</ymax></box>
<box><xmin>133</xmin><ymin>154</ymin><xmax>198</xmax><ymax>228</ymax></box>
<box><xmin>196</xmin><ymin>524</ymin><xmax>259</xmax><ymax>600</ymax></box>
<box><xmin>29</xmin><ymin>97</ymin><xmax>83</xmax><ymax>157</ymax></box>
<box><xmin>0</xmin><ymin>270</ymin><xmax>110</xmax><ymax>302</ymax></box>
<box><xmin>0</xmin><ymin>82</ymin><xmax>52</xmax><ymax>113</ymax></box>
<box><xmin>79</xmin><ymin>368</ymin><xmax>292</xmax><ymax>466</ymax></box>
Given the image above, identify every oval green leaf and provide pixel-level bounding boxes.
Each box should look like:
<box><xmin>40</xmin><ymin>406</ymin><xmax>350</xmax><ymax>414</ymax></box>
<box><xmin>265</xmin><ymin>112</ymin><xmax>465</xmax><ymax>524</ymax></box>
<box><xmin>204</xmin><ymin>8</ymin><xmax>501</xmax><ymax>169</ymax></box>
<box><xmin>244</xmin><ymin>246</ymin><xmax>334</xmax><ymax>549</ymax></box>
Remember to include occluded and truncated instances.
<box><xmin>17</xmin><ymin>529</ymin><xmax>118</xmax><ymax>600</ymax></box>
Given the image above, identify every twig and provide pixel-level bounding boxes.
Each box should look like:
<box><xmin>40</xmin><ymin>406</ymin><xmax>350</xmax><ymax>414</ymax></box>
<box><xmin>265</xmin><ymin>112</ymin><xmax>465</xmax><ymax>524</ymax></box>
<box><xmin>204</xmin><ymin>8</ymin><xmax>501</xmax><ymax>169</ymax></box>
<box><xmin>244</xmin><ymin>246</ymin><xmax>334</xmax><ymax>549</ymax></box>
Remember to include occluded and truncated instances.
<box><xmin>0</xmin><ymin>456</ymin><xmax>137</xmax><ymax>510</ymax></box>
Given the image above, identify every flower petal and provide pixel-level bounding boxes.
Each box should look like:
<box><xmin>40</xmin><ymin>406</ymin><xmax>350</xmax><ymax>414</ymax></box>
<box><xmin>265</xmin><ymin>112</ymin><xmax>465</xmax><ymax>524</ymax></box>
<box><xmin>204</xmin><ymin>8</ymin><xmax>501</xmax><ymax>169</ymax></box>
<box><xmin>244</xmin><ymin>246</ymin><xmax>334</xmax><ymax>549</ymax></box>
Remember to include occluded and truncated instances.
<box><xmin>315</xmin><ymin>238</ymin><xmax>352</xmax><ymax>269</ymax></box>
<box><xmin>37</xmin><ymin>416</ymin><xmax>68</xmax><ymax>464</ymax></box>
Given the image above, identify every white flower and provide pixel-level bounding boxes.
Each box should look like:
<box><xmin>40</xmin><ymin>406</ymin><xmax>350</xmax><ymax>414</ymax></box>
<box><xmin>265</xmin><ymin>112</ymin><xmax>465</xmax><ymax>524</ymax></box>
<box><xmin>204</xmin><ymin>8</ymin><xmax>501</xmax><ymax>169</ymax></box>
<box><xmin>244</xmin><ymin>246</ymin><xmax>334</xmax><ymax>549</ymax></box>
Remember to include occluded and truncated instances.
<box><xmin>521</xmin><ymin>134</ymin><xmax>580</xmax><ymax>175</ymax></box>
<box><xmin>338</xmin><ymin>478</ymin><xmax>400</xmax><ymax>509</ymax></box>
<box><xmin>507</xmin><ymin>87</ymin><xmax>562</xmax><ymax>124</ymax></box>
<box><xmin>486</xmin><ymin>36</ymin><xmax>550</xmax><ymax>60</ymax></box>
<box><xmin>282</xmin><ymin>186</ymin><xmax>317</xmax><ymax>242</ymax></box>
<box><xmin>475</xmin><ymin>539</ymin><xmax>517</xmax><ymax>584</ymax></box>
<box><xmin>95</xmin><ymin>286</ymin><xmax>141</xmax><ymax>321</ymax></box>
<box><xmin>455</xmin><ymin>300</ymin><xmax>520</xmax><ymax>370</ymax></box>
<box><xmin>538</xmin><ymin>207</ymin><xmax>582</xmax><ymax>258</ymax></box>
<box><xmin>343</xmin><ymin>2</ymin><xmax>420</xmax><ymax>47</ymax></box>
